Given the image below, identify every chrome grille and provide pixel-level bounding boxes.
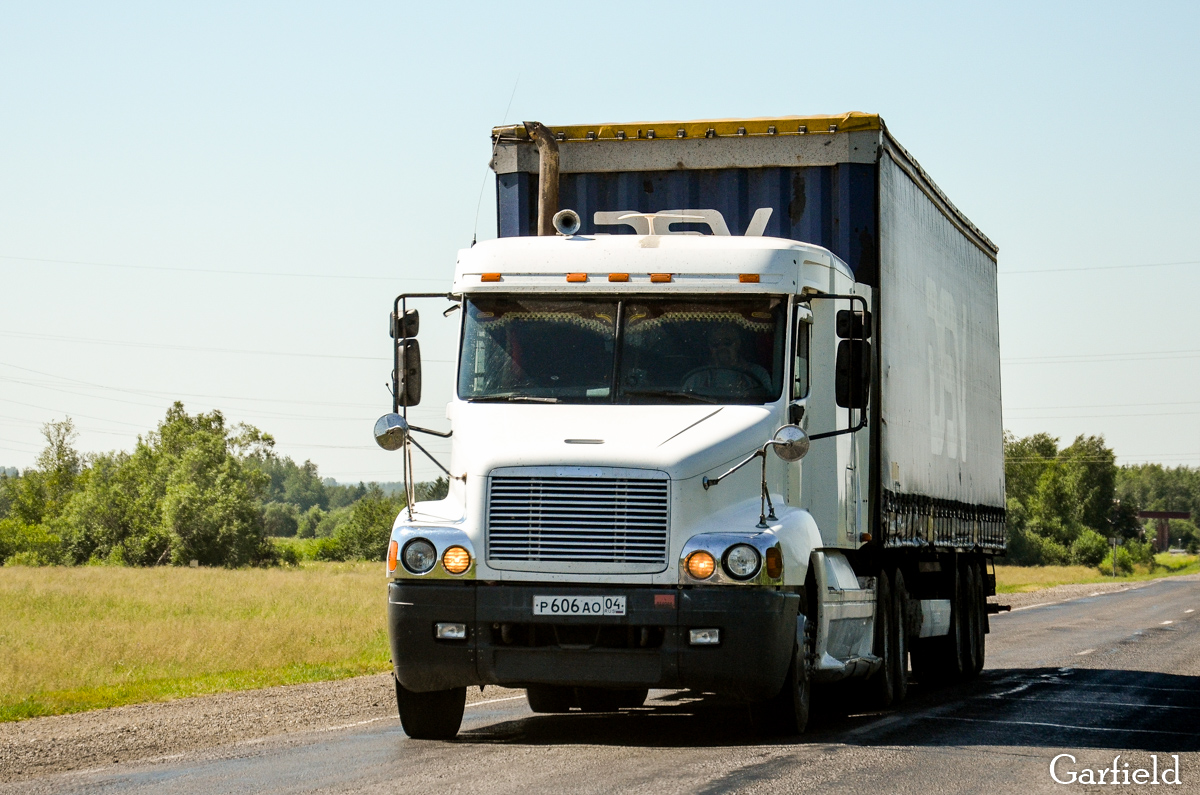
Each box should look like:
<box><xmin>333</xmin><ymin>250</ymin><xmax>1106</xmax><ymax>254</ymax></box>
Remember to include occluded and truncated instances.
<box><xmin>487</xmin><ymin>475</ymin><xmax>669</xmax><ymax>564</ymax></box>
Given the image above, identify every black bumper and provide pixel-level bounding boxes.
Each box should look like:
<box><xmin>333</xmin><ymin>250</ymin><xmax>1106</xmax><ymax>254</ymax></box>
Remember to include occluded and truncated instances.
<box><xmin>387</xmin><ymin>582</ymin><xmax>798</xmax><ymax>702</ymax></box>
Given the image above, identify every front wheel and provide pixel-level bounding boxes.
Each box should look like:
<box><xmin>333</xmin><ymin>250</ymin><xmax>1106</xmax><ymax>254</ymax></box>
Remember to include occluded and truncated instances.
<box><xmin>751</xmin><ymin>626</ymin><xmax>812</xmax><ymax>735</ymax></box>
<box><xmin>395</xmin><ymin>676</ymin><xmax>465</xmax><ymax>740</ymax></box>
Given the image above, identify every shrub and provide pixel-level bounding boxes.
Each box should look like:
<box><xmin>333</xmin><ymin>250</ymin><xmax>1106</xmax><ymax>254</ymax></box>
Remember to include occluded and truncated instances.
<box><xmin>0</xmin><ymin>518</ymin><xmax>64</xmax><ymax>566</ymax></box>
<box><xmin>1070</xmin><ymin>529</ymin><xmax>1109</xmax><ymax>567</ymax></box>
<box><xmin>333</xmin><ymin>485</ymin><xmax>400</xmax><ymax>561</ymax></box>
<box><xmin>263</xmin><ymin>502</ymin><xmax>300</xmax><ymax>537</ymax></box>
<box><xmin>1098</xmin><ymin>546</ymin><xmax>1133</xmax><ymax>576</ymax></box>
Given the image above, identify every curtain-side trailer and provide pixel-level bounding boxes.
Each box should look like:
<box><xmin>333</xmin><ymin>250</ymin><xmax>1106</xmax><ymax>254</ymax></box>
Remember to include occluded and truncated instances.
<box><xmin>373</xmin><ymin>113</ymin><xmax>1005</xmax><ymax>739</ymax></box>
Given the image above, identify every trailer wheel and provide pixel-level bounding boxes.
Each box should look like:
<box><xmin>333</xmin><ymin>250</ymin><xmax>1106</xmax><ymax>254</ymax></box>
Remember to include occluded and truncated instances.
<box><xmin>959</xmin><ymin>559</ymin><xmax>980</xmax><ymax>678</ymax></box>
<box><xmin>867</xmin><ymin>570</ymin><xmax>895</xmax><ymax>708</ymax></box>
<box><xmin>891</xmin><ymin>569</ymin><xmax>910</xmax><ymax>703</ymax></box>
<box><xmin>526</xmin><ymin>685</ymin><xmax>576</xmax><ymax>713</ymax></box>
<box><xmin>970</xmin><ymin>562</ymin><xmax>986</xmax><ymax>676</ymax></box>
<box><xmin>394</xmin><ymin>676</ymin><xmax>466</xmax><ymax>740</ymax></box>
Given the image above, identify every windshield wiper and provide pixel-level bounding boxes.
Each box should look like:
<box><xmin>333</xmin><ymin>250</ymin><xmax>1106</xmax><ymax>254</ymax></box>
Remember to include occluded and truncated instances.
<box><xmin>468</xmin><ymin>394</ymin><xmax>559</xmax><ymax>404</ymax></box>
<box><xmin>622</xmin><ymin>389</ymin><xmax>719</xmax><ymax>404</ymax></box>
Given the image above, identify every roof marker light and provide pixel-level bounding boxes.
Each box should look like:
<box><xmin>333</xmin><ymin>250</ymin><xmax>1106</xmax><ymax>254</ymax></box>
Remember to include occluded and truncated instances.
<box><xmin>650</xmin><ymin>273</ymin><xmax>673</xmax><ymax>283</ymax></box>
<box><xmin>739</xmin><ymin>274</ymin><xmax>760</xmax><ymax>283</ymax></box>
<box><xmin>608</xmin><ymin>273</ymin><xmax>629</xmax><ymax>282</ymax></box>
<box><xmin>481</xmin><ymin>273</ymin><xmax>501</xmax><ymax>282</ymax></box>
<box><xmin>566</xmin><ymin>273</ymin><xmax>588</xmax><ymax>283</ymax></box>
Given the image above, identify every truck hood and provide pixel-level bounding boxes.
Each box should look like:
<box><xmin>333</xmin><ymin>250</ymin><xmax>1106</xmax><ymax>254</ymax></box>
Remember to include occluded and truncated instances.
<box><xmin>447</xmin><ymin>402</ymin><xmax>779</xmax><ymax>481</ymax></box>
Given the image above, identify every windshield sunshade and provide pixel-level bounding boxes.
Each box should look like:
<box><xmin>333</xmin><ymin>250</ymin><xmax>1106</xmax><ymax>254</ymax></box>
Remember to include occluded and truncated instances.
<box><xmin>458</xmin><ymin>296</ymin><xmax>784</xmax><ymax>405</ymax></box>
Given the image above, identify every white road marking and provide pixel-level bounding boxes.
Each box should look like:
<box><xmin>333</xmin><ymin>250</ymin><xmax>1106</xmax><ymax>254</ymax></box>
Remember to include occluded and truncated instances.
<box><xmin>1186</xmin><ymin>609</ymin><xmax>1195</xmax><ymax>614</ymax></box>
<box><xmin>466</xmin><ymin>694</ymin><xmax>528</xmax><ymax>709</ymax></box>
<box><xmin>1161</xmin><ymin>620</ymin><xmax>1174</xmax><ymax>625</ymax></box>
<box><xmin>939</xmin><ymin>716</ymin><xmax>1196</xmax><ymax>736</ymax></box>
<box><xmin>1007</xmin><ymin>602</ymin><xmax>1051</xmax><ymax>612</ymax></box>
<box><xmin>1075</xmin><ymin>648</ymin><xmax>1095</xmax><ymax>655</ymax></box>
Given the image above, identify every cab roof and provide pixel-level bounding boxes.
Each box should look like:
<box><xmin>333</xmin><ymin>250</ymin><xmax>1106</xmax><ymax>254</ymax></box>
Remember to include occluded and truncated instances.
<box><xmin>453</xmin><ymin>234</ymin><xmax>852</xmax><ymax>295</ymax></box>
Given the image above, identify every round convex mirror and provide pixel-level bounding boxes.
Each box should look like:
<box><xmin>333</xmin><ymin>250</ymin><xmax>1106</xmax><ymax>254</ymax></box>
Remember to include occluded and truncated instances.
<box><xmin>374</xmin><ymin>413</ymin><xmax>409</xmax><ymax>451</ymax></box>
<box><xmin>770</xmin><ymin>424</ymin><xmax>810</xmax><ymax>462</ymax></box>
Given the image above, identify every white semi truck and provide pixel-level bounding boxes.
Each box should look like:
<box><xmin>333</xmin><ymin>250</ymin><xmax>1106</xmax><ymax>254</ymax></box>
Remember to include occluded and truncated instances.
<box><xmin>374</xmin><ymin>113</ymin><xmax>1006</xmax><ymax>739</ymax></box>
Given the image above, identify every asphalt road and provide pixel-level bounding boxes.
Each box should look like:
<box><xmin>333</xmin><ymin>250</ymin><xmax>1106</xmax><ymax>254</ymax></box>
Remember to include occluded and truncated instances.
<box><xmin>7</xmin><ymin>576</ymin><xmax>1199</xmax><ymax>795</ymax></box>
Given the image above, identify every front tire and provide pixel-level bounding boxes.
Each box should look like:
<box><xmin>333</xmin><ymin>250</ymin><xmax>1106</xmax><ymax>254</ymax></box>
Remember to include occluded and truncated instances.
<box><xmin>395</xmin><ymin>676</ymin><xmax>465</xmax><ymax>740</ymax></box>
<box><xmin>751</xmin><ymin>606</ymin><xmax>812</xmax><ymax>736</ymax></box>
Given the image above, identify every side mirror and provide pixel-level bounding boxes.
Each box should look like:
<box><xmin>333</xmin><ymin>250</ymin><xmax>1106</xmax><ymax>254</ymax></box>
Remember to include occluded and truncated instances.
<box><xmin>374</xmin><ymin>413</ymin><xmax>409</xmax><ymax>451</ymax></box>
<box><xmin>835</xmin><ymin>340</ymin><xmax>871</xmax><ymax>409</ymax></box>
<box><xmin>836</xmin><ymin>309</ymin><xmax>872</xmax><ymax>339</ymax></box>
<box><xmin>397</xmin><ymin>339</ymin><xmax>422</xmax><ymax>407</ymax></box>
<box><xmin>390</xmin><ymin>309</ymin><xmax>420</xmax><ymax>339</ymax></box>
<box><xmin>769</xmin><ymin>425</ymin><xmax>810</xmax><ymax>462</ymax></box>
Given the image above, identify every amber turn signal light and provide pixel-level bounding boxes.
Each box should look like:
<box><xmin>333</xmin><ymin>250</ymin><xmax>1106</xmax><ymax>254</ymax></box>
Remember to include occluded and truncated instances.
<box><xmin>738</xmin><ymin>273</ymin><xmax>760</xmax><ymax>283</ymax></box>
<box><xmin>608</xmin><ymin>273</ymin><xmax>629</xmax><ymax>282</ymax></box>
<box><xmin>650</xmin><ymin>273</ymin><xmax>672</xmax><ymax>283</ymax></box>
<box><xmin>566</xmin><ymin>273</ymin><xmax>588</xmax><ymax>282</ymax></box>
<box><xmin>442</xmin><ymin>546</ymin><xmax>471</xmax><ymax>575</ymax></box>
<box><xmin>387</xmin><ymin>540</ymin><xmax>398</xmax><ymax>573</ymax></box>
<box><xmin>480</xmin><ymin>273</ymin><xmax>501</xmax><ymax>282</ymax></box>
<box><xmin>765</xmin><ymin>547</ymin><xmax>783</xmax><ymax>579</ymax></box>
<box><xmin>686</xmin><ymin>550</ymin><xmax>716</xmax><ymax>580</ymax></box>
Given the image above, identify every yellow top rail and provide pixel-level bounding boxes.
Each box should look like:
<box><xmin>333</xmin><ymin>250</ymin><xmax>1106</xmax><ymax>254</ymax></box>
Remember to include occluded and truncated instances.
<box><xmin>493</xmin><ymin>112</ymin><xmax>881</xmax><ymax>143</ymax></box>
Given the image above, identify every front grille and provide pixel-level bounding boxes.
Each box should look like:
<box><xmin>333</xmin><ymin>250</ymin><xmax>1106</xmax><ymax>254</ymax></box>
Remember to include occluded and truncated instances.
<box><xmin>487</xmin><ymin>475</ymin><xmax>669</xmax><ymax>564</ymax></box>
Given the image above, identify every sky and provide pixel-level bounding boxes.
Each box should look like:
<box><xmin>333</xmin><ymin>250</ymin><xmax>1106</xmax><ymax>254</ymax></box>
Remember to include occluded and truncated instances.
<box><xmin>1</xmin><ymin>1</ymin><xmax>1199</xmax><ymax>482</ymax></box>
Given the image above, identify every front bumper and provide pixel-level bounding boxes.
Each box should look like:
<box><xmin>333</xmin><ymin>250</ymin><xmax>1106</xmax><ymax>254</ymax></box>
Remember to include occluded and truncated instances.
<box><xmin>387</xmin><ymin>582</ymin><xmax>799</xmax><ymax>702</ymax></box>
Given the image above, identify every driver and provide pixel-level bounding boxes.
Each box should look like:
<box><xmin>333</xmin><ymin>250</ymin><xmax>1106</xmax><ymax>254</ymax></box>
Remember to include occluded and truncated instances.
<box><xmin>685</xmin><ymin>324</ymin><xmax>772</xmax><ymax>395</ymax></box>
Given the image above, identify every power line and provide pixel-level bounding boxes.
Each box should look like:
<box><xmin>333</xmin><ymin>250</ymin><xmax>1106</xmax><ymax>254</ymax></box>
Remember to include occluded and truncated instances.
<box><xmin>1003</xmin><ymin>348</ymin><xmax>1200</xmax><ymax>365</ymax></box>
<box><xmin>0</xmin><ymin>330</ymin><xmax>454</xmax><ymax>364</ymax></box>
<box><xmin>0</xmin><ymin>254</ymin><xmax>450</xmax><ymax>283</ymax></box>
<box><xmin>999</xmin><ymin>258</ymin><xmax>1200</xmax><ymax>276</ymax></box>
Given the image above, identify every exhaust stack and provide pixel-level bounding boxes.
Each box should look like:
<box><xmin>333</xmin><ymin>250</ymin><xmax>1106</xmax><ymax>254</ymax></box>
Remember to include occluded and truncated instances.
<box><xmin>522</xmin><ymin>121</ymin><xmax>559</xmax><ymax>236</ymax></box>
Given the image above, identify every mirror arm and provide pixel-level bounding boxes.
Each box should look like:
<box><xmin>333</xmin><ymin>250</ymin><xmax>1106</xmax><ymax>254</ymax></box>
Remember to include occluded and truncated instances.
<box><xmin>702</xmin><ymin>448</ymin><xmax>765</xmax><ymax>490</ymax></box>
<box><xmin>807</xmin><ymin>410</ymin><xmax>868</xmax><ymax>441</ymax></box>
<box><xmin>406</xmin><ymin>434</ymin><xmax>453</xmax><ymax>478</ymax></box>
<box><xmin>408</xmin><ymin>424</ymin><xmax>453</xmax><ymax>439</ymax></box>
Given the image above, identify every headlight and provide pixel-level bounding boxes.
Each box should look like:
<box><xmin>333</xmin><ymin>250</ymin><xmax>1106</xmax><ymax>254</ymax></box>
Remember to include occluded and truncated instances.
<box><xmin>402</xmin><ymin>538</ymin><xmax>437</xmax><ymax>574</ymax></box>
<box><xmin>723</xmin><ymin>544</ymin><xmax>761</xmax><ymax>580</ymax></box>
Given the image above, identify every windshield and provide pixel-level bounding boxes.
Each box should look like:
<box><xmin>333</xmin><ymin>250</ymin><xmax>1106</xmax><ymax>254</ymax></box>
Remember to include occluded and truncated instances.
<box><xmin>458</xmin><ymin>296</ymin><xmax>785</xmax><ymax>404</ymax></box>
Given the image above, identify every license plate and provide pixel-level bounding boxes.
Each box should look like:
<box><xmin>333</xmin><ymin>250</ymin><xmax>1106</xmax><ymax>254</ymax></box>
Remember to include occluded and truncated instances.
<box><xmin>532</xmin><ymin>595</ymin><xmax>626</xmax><ymax>617</ymax></box>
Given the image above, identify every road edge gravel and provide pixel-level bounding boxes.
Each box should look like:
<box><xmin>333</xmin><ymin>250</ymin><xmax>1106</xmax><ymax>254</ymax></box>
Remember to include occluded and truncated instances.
<box><xmin>0</xmin><ymin>673</ymin><xmax>520</xmax><ymax>783</ymax></box>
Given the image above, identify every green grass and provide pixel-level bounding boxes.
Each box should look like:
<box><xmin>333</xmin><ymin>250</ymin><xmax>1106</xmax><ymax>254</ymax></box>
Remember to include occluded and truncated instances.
<box><xmin>996</xmin><ymin>553</ymin><xmax>1200</xmax><ymax>594</ymax></box>
<box><xmin>0</xmin><ymin>562</ymin><xmax>389</xmax><ymax>722</ymax></box>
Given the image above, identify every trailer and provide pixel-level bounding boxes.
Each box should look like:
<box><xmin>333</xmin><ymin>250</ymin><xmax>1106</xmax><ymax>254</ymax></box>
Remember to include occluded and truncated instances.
<box><xmin>374</xmin><ymin>112</ymin><xmax>1005</xmax><ymax>739</ymax></box>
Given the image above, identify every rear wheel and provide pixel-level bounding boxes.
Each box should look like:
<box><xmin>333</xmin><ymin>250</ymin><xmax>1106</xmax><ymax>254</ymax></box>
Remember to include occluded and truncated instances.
<box><xmin>960</xmin><ymin>559</ymin><xmax>980</xmax><ymax>678</ymax></box>
<box><xmin>891</xmin><ymin>569</ymin><xmax>910</xmax><ymax>703</ymax></box>
<box><xmin>394</xmin><ymin>676</ymin><xmax>465</xmax><ymax>740</ymax></box>
<box><xmin>868</xmin><ymin>570</ymin><xmax>895</xmax><ymax>708</ymax></box>
<box><xmin>526</xmin><ymin>685</ymin><xmax>576</xmax><ymax>713</ymax></box>
<box><xmin>970</xmin><ymin>561</ymin><xmax>986</xmax><ymax>676</ymax></box>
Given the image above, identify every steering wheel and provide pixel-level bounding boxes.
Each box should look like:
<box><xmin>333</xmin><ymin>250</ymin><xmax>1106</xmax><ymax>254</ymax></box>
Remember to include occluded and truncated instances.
<box><xmin>681</xmin><ymin>365</ymin><xmax>761</xmax><ymax>395</ymax></box>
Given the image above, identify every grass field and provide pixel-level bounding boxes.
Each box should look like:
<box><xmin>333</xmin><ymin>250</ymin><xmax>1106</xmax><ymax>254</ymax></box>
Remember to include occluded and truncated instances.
<box><xmin>0</xmin><ymin>562</ymin><xmax>389</xmax><ymax>722</ymax></box>
<box><xmin>4</xmin><ymin>554</ymin><xmax>1200</xmax><ymax>723</ymax></box>
<box><xmin>995</xmin><ymin>553</ymin><xmax>1200</xmax><ymax>593</ymax></box>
